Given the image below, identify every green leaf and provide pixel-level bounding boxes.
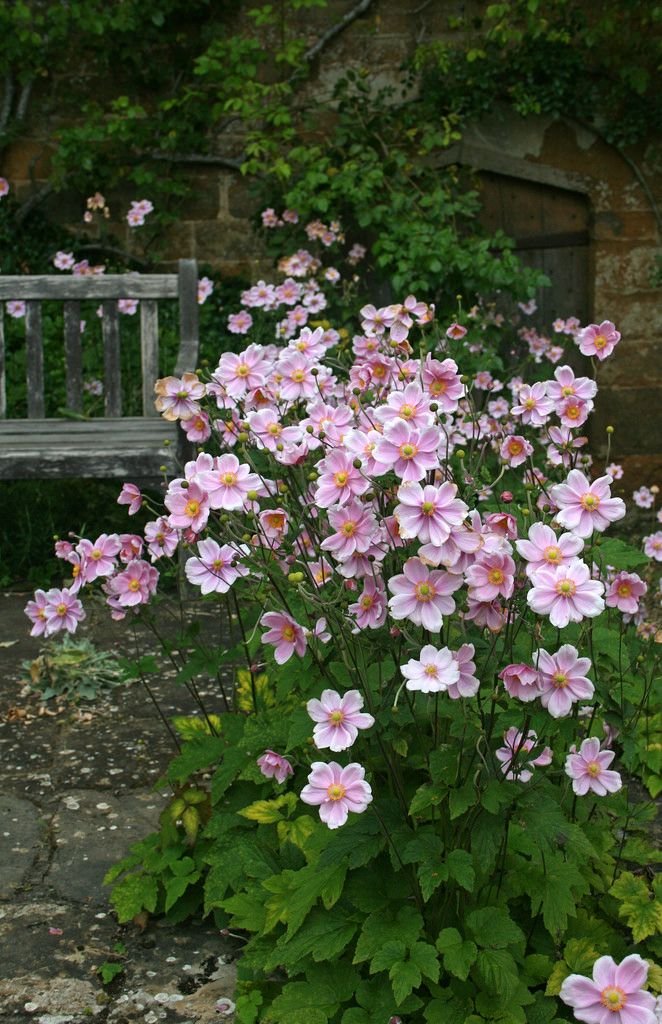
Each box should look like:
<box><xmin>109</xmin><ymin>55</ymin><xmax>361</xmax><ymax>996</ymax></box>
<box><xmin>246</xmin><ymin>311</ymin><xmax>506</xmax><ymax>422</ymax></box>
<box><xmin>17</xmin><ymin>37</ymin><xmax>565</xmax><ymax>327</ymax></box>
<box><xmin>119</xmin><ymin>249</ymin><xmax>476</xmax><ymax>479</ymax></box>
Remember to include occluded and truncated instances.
<box><xmin>98</xmin><ymin>961</ymin><xmax>124</xmax><ymax>984</ymax></box>
<box><xmin>266</xmin><ymin>908</ymin><xmax>358</xmax><ymax>969</ymax></box>
<box><xmin>235</xmin><ymin>990</ymin><xmax>263</xmax><ymax>1024</ymax></box>
<box><xmin>164</xmin><ymin>872</ymin><xmax>199</xmax><ymax>912</ymax></box>
<box><xmin>211</xmin><ymin>747</ymin><xmax>247</xmax><ymax>803</ymax></box>
<box><xmin>354</xmin><ymin>905</ymin><xmax>424</xmax><ymax>963</ymax></box>
<box><xmin>449</xmin><ymin>782</ymin><xmax>475</xmax><ymax>819</ymax></box>
<box><xmin>266</xmin><ymin>980</ymin><xmax>339</xmax><ymax>1024</ymax></box>
<box><xmin>262</xmin><ymin>863</ymin><xmax>346</xmax><ymax>937</ymax></box>
<box><xmin>409</xmin><ymin>942</ymin><xmax>440</xmax><ymax>983</ymax></box>
<box><xmin>109</xmin><ymin>872</ymin><xmax>158</xmax><ymax>923</ymax></box>
<box><xmin>596</xmin><ymin>538</ymin><xmax>649</xmax><ymax>570</ymax></box>
<box><xmin>446</xmin><ymin>849</ymin><xmax>475</xmax><ymax>891</ymax></box>
<box><xmin>610</xmin><ymin>871</ymin><xmax>662</xmax><ymax>942</ymax></box>
<box><xmin>370</xmin><ymin>940</ymin><xmax>407</xmax><ymax>973</ymax></box>
<box><xmin>166</xmin><ymin>735</ymin><xmax>225</xmax><ymax>784</ymax></box>
<box><xmin>239</xmin><ymin>793</ymin><xmax>298</xmax><ymax>824</ymax></box>
<box><xmin>466</xmin><ymin>906</ymin><xmax>525</xmax><ymax>948</ymax></box>
<box><xmin>436</xmin><ymin>927</ymin><xmax>478</xmax><ymax>980</ymax></box>
<box><xmin>475</xmin><ymin>948</ymin><xmax>520</xmax><ymax>1000</ymax></box>
<box><xmin>524</xmin><ymin>852</ymin><xmax>589</xmax><ymax>935</ymax></box>
<box><xmin>390</xmin><ymin>958</ymin><xmax>422</xmax><ymax>1005</ymax></box>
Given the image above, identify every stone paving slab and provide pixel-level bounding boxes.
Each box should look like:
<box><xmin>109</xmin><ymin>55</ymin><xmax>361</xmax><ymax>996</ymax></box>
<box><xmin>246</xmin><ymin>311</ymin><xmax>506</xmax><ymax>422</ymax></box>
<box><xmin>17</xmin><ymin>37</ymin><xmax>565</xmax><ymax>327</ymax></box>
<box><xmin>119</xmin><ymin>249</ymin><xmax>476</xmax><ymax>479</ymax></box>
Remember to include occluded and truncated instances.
<box><xmin>0</xmin><ymin>594</ymin><xmax>237</xmax><ymax>1023</ymax></box>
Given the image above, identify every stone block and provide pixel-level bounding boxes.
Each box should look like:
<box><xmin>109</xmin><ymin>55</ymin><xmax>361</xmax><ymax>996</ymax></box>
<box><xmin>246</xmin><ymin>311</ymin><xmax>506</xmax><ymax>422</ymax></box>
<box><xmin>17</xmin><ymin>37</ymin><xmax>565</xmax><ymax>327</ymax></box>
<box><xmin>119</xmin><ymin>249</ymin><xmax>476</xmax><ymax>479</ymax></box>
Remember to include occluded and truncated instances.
<box><xmin>193</xmin><ymin>218</ymin><xmax>261</xmax><ymax>266</ymax></box>
<box><xmin>591</xmin><ymin>386</ymin><xmax>662</xmax><ymax>455</ymax></box>
<box><xmin>3</xmin><ymin>140</ymin><xmax>53</xmax><ymax>181</ymax></box>
<box><xmin>0</xmin><ymin>794</ymin><xmax>43</xmax><ymax>897</ymax></box>
<box><xmin>227</xmin><ymin>179</ymin><xmax>258</xmax><ymax>220</ymax></box>
<box><xmin>594</xmin><ymin>245</ymin><xmax>659</xmax><ymax>294</ymax></box>
<box><xmin>596</xmin><ymin>337</ymin><xmax>662</xmax><ymax>388</ymax></box>
<box><xmin>591</xmin><ymin>295</ymin><xmax>662</xmax><ymax>336</ymax></box>
<box><xmin>591</xmin><ymin>210</ymin><xmax>658</xmax><ymax>242</ymax></box>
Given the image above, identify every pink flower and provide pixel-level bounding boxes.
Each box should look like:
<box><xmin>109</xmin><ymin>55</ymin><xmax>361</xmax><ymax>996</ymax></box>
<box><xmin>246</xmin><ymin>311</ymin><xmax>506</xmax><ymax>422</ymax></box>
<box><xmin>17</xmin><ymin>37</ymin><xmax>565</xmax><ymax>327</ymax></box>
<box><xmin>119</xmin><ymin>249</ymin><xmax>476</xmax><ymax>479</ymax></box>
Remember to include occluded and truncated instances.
<box><xmin>185</xmin><ymin>540</ymin><xmax>248</xmax><ymax>594</ymax></box>
<box><xmin>307</xmin><ymin>689</ymin><xmax>375</xmax><ymax>751</ymax></box>
<box><xmin>633</xmin><ymin>486</ymin><xmax>654</xmax><ymax>509</ymax></box>
<box><xmin>257</xmin><ymin>750</ymin><xmax>294</xmax><ymax>784</ymax></box>
<box><xmin>565</xmin><ymin>737</ymin><xmax>622</xmax><ymax>797</ymax></box>
<box><xmin>606</xmin><ymin>462</ymin><xmax>624</xmax><ymax>480</ymax></box>
<box><xmin>465</xmin><ymin>550</ymin><xmax>515</xmax><ymax>603</ymax></box>
<box><xmin>25</xmin><ymin>589</ymin><xmax>49</xmax><ymax>637</ymax></box>
<box><xmin>0</xmin><ymin>177</ymin><xmax>9</xmax><ymax>197</ymax></box>
<box><xmin>527</xmin><ymin>558</ymin><xmax>604</xmax><ymax>628</ymax></box>
<box><xmin>499</xmin><ymin>434</ymin><xmax>533</xmax><ymax>468</ymax></box>
<box><xmin>277</xmin><ymin>351</ymin><xmax>318</xmax><ymax>402</ymax></box>
<box><xmin>77</xmin><ymin>533</ymin><xmax>122</xmax><ymax>583</ymax></box>
<box><xmin>560</xmin><ymin>954</ymin><xmax>655</xmax><ymax>1024</ymax></box>
<box><xmin>54</xmin><ymin>251</ymin><xmax>75</xmax><ymax>270</ymax></box>
<box><xmin>43</xmin><ymin>587</ymin><xmax>86</xmax><ymax>635</ymax></box>
<box><xmin>546</xmin><ymin>364</ymin><xmax>597</xmax><ymax>405</ymax></box>
<box><xmin>6</xmin><ymin>300</ymin><xmax>26</xmax><ymax>319</ymax></box>
<box><xmin>445</xmin><ymin>321</ymin><xmax>467</xmax><ymax>339</ymax></box>
<box><xmin>247</xmin><ymin>408</ymin><xmax>301</xmax><ymax>452</ymax></box>
<box><xmin>447</xmin><ymin>644</ymin><xmax>480</xmax><ymax>698</ymax></box>
<box><xmin>400</xmin><ymin>645</ymin><xmax>460</xmax><ymax>694</ymax></box>
<box><xmin>165</xmin><ymin>480</ymin><xmax>210</xmax><ymax>532</ymax></box>
<box><xmin>421</xmin><ymin>355</ymin><xmax>465</xmax><ymax>412</ymax></box>
<box><xmin>214</xmin><ymin>346</ymin><xmax>266</xmax><ymax>398</ymax></box>
<box><xmin>605</xmin><ymin>571</ymin><xmax>647</xmax><ymax>614</ymax></box>
<box><xmin>117</xmin><ymin>483</ymin><xmax>142</xmax><ymax>516</ymax></box>
<box><xmin>535</xmin><ymin>644</ymin><xmax>594</xmax><ymax>718</ymax></box>
<box><xmin>495</xmin><ymin>727</ymin><xmax>552</xmax><ymax>782</ymax></box>
<box><xmin>144</xmin><ymin>517</ymin><xmax>178</xmax><ymax>560</ymax></box>
<box><xmin>515</xmin><ymin>522</ymin><xmax>584</xmax><ymax>579</ymax></box>
<box><xmin>388</xmin><ymin>557</ymin><xmax>462</xmax><ymax>632</ymax></box>
<box><xmin>464</xmin><ymin>597</ymin><xmax>506</xmax><ymax>632</ymax></box>
<box><xmin>197</xmin><ymin>276</ymin><xmax>214</xmax><ymax>304</ymax></box>
<box><xmin>197</xmin><ymin>454</ymin><xmax>261</xmax><ymax>511</ymax></box>
<box><xmin>373</xmin><ymin>421</ymin><xmax>440</xmax><ymax>483</ymax></box>
<box><xmin>511</xmin><ymin>382</ymin><xmax>554</xmax><ymax>426</ymax></box>
<box><xmin>321</xmin><ymin>499</ymin><xmax>379</xmax><ymax>562</ymax></box>
<box><xmin>578</xmin><ymin>320</ymin><xmax>621</xmax><ymax>360</ymax></box>
<box><xmin>315</xmin><ymin>450</ymin><xmax>370</xmax><ymax>508</ymax></box>
<box><xmin>300</xmin><ymin>762</ymin><xmax>372</xmax><ymax>829</ymax></box>
<box><xmin>394</xmin><ymin>481</ymin><xmax>468</xmax><ymax>546</ymax></box>
<box><xmin>154</xmin><ymin>373</ymin><xmax>205</xmax><ymax>421</ymax></box>
<box><xmin>550</xmin><ymin>470</ymin><xmax>626</xmax><ymax>538</ymax></box>
<box><xmin>348</xmin><ymin>576</ymin><xmax>388</xmax><ymax>630</ymax></box>
<box><xmin>258</xmin><ymin>507</ymin><xmax>289</xmax><ymax>542</ymax></box>
<box><xmin>261</xmin><ymin>611</ymin><xmax>307</xmax><ymax>664</ymax></box>
<box><xmin>184</xmin><ymin>410</ymin><xmax>211</xmax><ymax>442</ymax></box>
<box><xmin>374</xmin><ymin>382</ymin><xmax>434</xmax><ymax>430</ymax></box>
<box><xmin>643</xmin><ymin>531</ymin><xmax>662</xmax><ymax>561</ymax></box>
<box><xmin>499</xmin><ymin>663</ymin><xmax>541</xmax><ymax>702</ymax></box>
<box><xmin>107</xmin><ymin>560</ymin><xmax>158</xmax><ymax>608</ymax></box>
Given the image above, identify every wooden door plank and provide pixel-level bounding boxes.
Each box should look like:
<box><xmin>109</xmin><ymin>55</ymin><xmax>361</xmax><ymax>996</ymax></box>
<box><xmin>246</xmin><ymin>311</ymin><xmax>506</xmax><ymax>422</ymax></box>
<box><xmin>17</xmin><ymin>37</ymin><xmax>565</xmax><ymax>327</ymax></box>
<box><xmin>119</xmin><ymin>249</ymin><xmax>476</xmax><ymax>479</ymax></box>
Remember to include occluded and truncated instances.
<box><xmin>102</xmin><ymin>301</ymin><xmax>122</xmax><ymax>417</ymax></box>
<box><xmin>0</xmin><ymin>275</ymin><xmax>179</xmax><ymax>300</ymax></box>
<box><xmin>174</xmin><ymin>259</ymin><xmax>199</xmax><ymax>375</ymax></box>
<box><xmin>64</xmin><ymin>301</ymin><xmax>83</xmax><ymax>412</ymax></box>
<box><xmin>140</xmin><ymin>299</ymin><xmax>160</xmax><ymax>416</ymax></box>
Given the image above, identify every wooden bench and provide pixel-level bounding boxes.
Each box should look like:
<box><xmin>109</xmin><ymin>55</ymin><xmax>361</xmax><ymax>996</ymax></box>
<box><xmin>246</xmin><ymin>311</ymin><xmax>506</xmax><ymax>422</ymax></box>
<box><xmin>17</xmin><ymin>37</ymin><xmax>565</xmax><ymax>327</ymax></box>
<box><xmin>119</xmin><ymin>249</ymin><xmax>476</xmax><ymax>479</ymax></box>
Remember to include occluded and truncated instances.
<box><xmin>0</xmin><ymin>259</ymin><xmax>199</xmax><ymax>480</ymax></box>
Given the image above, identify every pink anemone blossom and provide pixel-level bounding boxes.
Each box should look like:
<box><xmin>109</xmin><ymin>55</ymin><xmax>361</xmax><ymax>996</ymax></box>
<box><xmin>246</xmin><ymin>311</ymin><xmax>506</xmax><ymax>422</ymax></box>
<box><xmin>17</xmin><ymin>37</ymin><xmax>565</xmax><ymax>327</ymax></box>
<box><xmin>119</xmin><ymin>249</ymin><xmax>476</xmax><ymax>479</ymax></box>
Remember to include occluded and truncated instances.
<box><xmin>43</xmin><ymin>587</ymin><xmax>86</xmax><ymax>636</ymax></box>
<box><xmin>400</xmin><ymin>644</ymin><xmax>460</xmax><ymax>694</ymax></box>
<box><xmin>643</xmin><ymin>531</ymin><xmax>662</xmax><ymax>561</ymax></box>
<box><xmin>348</xmin><ymin>575</ymin><xmax>388</xmax><ymax>630</ymax></box>
<box><xmin>527</xmin><ymin>557</ymin><xmax>605</xmax><ymax>628</ymax></box>
<box><xmin>77</xmin><ymin>533</ymin><xmax>121</xmax><ymax>584</ymax></box>
<box><xmin>185</xmin><ymin>540</ymin><xmax>248</xmax><ymax>595</ymax></box>
<box><xmin>388</xmin><ymin>557</ymin><xmax>463</xmax><ymax>632</ymax></box>
<box><xmin>535</xmin><ymin>645</ymin><xmax>594</xmax><ymax>718</ymax></box>
<box><xmin>165</xmin><ymin>481</ymin><xmax>210</xmax><ymax>533</ymax></box>
<box><xmin>320</xmin><ymin>499</ymin><xmax>379</xmax><ymax>562</ymax></box>
<box><xmin>550</xmin><ymin>470</ymin><xmax>626</xmax><ymax>538</ymax></box>
<box><xmin>300</xmin><ymin>762</ymin><xmax>372</xmax><ymax>829</ymax></box>
<box><xmin>373</xmin><ymin>421</ymin><xmax>441</xmax><ymax>483</ymax></box>
<box><xmin>578</xmin><ymin>320</ymin><xmax>621</xmax><ymax>361</ymax></box>
<box><xmin>25</xmin><ymin>589</ymin><xmax>49</xmax><ymax>637</ymax></box>
<box><xmin>144</xmin><ymin>517</ymin><xmax>179</xmax><ymax>560</ymax></box>
<box><xmin>499</xmin><ymin>663</ymin><xmax>541</xmax><ymax>702</ymax></box>
<box><xmin>260</xmin><ymin>611</ymin><xmax>307</xmax><ymax>664</ymax></box>
<box><xmin>465</xmin><ymin>550</ymin><xmax>516</xmax><ymax>603</ymax></box>
<box><xmin>257</xmin><ymin>750</ymin><xmax>294</xmax><ymax>784</ymax></box>
<box><xmin>447</xmin><ymin>644</ymin><xmax>480</xmax><ymax>698</ymax></box>
<box><xmin>495</xmin><ymin>727</ymin><xmax>552</xmax><ymax>782</ymax></box>
<box><xmin>565</xmin><ymin>737</ymin><xmax>622</xmax><ymax>797</ymax></box>
<box><xmin>197</xmin><ymin>454</ymin><xmax>261</xmax><ymax>511</ymax></box>
<box><xmin>107</xmin><ymin>560</ymin><xmax>158</xmax><ymax>608</ymax></box>
<box><xmin>154</xmin><ymin>373</ymin><xmax>205</xmax><ymax>421</ymax></box>
<box><xmin>394</xmin><ymin>481</ymin><xmax>468</xmax><ymax>546</ymax></box>
<box><xmin>560</xmin><ymin>954</ymin><xmax>655</xmax><ymax>1024</ymax></box>
<box><xmin>315</xmin><ymin>450</ymin><xmax>370</xmax><ymax>508</ymax></box>
<box><xmin>306</xmin><ymin>689</ymin><xmax>375</xmax><ymax>751</ymax></box>
<box><xmin>510</xmin><ymin>382</ymin><xmax>554</xmax><ymax>426</ymax></box>
<box><xmin>605</xmin><ymin>571</ymin><xmax>647</xmax><ymax>615</ymax></box>
<box><xmin>515</xmin><ymin>522</ymin><xmax>584</xmax><ymax>579</ymax></box>
<box><xmin>500</xmin><ymin>435</ymin><xmax>533</xmax><ymax>468</ymax></box>
<box><xmin>117</xmin><ymin>482</ymin><xmax>143</xmax><ymax>515</ymax></box>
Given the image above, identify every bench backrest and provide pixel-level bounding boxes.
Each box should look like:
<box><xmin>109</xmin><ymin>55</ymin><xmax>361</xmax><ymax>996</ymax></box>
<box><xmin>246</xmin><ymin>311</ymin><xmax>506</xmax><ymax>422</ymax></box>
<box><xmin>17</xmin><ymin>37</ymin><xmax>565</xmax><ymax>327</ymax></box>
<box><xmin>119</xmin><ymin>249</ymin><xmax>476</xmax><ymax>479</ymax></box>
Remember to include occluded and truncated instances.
<box><xmin>0</xmin><ymin>258</ymin><xmax>199</xmax><ymax>420</ymax></box>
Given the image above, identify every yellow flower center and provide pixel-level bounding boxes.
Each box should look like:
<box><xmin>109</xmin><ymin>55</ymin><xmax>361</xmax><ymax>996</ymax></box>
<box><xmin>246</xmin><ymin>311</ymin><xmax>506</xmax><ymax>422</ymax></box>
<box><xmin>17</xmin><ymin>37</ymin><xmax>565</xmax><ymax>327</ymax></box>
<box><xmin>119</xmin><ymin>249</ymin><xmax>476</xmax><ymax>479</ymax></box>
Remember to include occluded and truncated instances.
<box><xmin>399</xmin><ymin>443</ymin><xmax>418</xmax><ymax>459</ymax></box>
<box><xmin>291</xmin><ymin>369</ymin><xmax>305</xmax><ymax>382</ymax></box>
<box><xmin>329</xmin><ymin>710</ymin><xmax>344</xmax><ymax>724</ymax></box>
<box><xmin>566</xmin><ymin>404</ymin><xmax>581</xmax><ymax>419</ymax></box>
<box><xmin>91</xmin><ymin>549</ymin><xmax>102</xmax><ymax>561</ymax></box>
<box><xmin>580</xmin><ymin>493</ymin><xmax>599</xmax><ymax>510</ymax></box>
<box><xmin>236</xmin><ymin>363</ymin><xmax>250</xmax><ymax>377</ymax></box>
<box><xmin>617</xmin><ymin>583</ymin><xmax>631</xmax><ymax>597</ymax></box>
<box><xmin>600</xmin><ymin>987</ymin><xmax>626</xmax><ymax>1012</ymax></box>
<box><xmin>488</xmin><ymin>569</ymin><xmax>504</xmax><ymax>585</ymax></box>
<box><xmin>561</xmin><ymin>385</ymin><xmax>575</xmax><ymax>397</ymax></box>
<box><xmin>543</xmin><ymin>545</ymin><xmax>561</xmax><ymax>563</ymax></box>
<box><xmin>508</xmin><ymin>440</ymin><xmax>523</xmax><ymax>455</ymax></box>
<box><xmin>556</xmin><ymin>579</ymin><xmax>577</xmax><ymax>596</ymax></box>
<box><xmin>212</xmin><ymin>558</ymin><xmax>225</xmax><ymax>571</ymax></box>
<box><xmin>421</xmin><ymin>501</ymin><xmax>435</xmax><ymax>515</ymax></box>
<box><xmin>430</xmin><ymin>380</ymin><xmax>447</xmax><ymax>395</ymax></box>
<box><xmin>360</xmin><ymin>595</ymin><xmax>374</xmax><ymax>609</ymax></box>
<box><xmin>587</xmin><ymin>761</ymin><xmax>601</xmax><ymax>777</ymax></box>
<box><xmin>594</xmin><ymin>334</ymin><xmax>607</xmax><ymax>350</ymax></box>
<box><xmin>176</xmin><ymin>389</ymin><xmax>189</xmax><ymax>399</ymax></box>
<box><xmin>184</xmin><ymin>499</ymin><xmax>200</xmax><ymax>518</ymax></box>
<box><xmin>334</xmin><ymin>470</ymin><xmax>349</xmax><ymax>486</ymax></box>
<box><xmin>282</xmin><ymin>625</ymin><xmax>296</xmax><ymax>642</ymax></box>
<box><xmin>128</xmin><ymin>579</ymin><xmax>141</xmax><ymax>592</ymax></box>
<box><xmin>552</xmin><ymin>672</ymin><xmax>568</xmax><ymax>688</ymax></box>
<box><xmin>72</xmin><ymin>564</ymin><xmax>81</xmax><ymax>577</ymax></box>
<box><xmin>56</xmin><ymin>602</ymin><xmax>67</xmax><ymax>616</ymax></box>
<box><xmin>222</xmin><ymin>472</ymin><xmax>237</xmax><ymax>486</ymax></box>
<box><xmin>424</xmin><ymin>664</ymin><xmax>438</xmax><ymax>676</ymax></box>
<box><xmin>524</xmin><ymin>398</ymin><xmax>536</xmax><ymax>409</ymax></box>
<box><xmin>415</xmin><ymin>581</ymin><xmax>435</xmax><ymax>602</ymax></box>
<box><xmin>267</xmin><ymin>422</ymin><xmax>281</xmax><ymax>435</ymax></box>
<box><xmin>400</xmin><ymin>404</ymin><xmax>414</xmax><ymax>418</ymax></box>
<box><xmin>267</xmin><ymin>513</ymin><xmax>284</xmax><ymax>529</ymax></box>
<box><xmin>327</xmin><ymin>783</ymin><xmax>346</xmax><ymax>801</ymax></box>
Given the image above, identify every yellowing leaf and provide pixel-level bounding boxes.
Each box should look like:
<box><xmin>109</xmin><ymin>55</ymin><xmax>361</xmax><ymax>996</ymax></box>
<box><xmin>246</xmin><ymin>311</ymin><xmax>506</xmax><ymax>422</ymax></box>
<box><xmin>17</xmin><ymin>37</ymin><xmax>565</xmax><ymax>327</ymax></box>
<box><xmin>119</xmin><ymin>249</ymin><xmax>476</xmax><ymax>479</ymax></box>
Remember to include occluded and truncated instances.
<box><xmin>239</xmin><ymin>793</ymin><xmax>298</xmax><ymax>824</ymax></box>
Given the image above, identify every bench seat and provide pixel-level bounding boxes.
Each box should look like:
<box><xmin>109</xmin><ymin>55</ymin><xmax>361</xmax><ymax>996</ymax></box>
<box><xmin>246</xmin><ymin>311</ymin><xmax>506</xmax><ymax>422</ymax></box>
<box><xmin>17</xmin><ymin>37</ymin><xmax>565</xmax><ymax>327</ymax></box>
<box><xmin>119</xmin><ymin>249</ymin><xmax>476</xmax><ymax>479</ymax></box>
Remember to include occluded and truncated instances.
<box><xmin>0</xmin><ymin>418</ymin><xmax>182</xmax><ymax>480</ymax></box>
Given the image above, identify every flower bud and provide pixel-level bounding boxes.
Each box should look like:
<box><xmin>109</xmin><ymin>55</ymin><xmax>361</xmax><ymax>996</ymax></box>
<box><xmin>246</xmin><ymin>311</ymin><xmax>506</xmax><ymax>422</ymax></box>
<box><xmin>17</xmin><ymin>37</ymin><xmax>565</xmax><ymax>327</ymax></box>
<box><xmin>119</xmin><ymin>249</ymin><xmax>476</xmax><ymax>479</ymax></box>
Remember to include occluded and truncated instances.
<box><xmin>352</xmin><ymin>458</ymin><xmax>362</xmax><ymax>469</ymax></box>
<box><xmin>163</xmin><ymin>438</ymin><xmax>171</xmax><ymax>446</ymax></box>
<box><xmin>288</xmin><ymin>571</ymin><xmax>305</xmax><ymax>584</ymax></box>
<box><xmin>456</xmin><ymin>449</ymin><xmax>465</xmax><ymax>459</ymax></box>
<box><xmin>501</xmin><ymin>491</ymin><xmax>513</xmax><ymax>503</ymax></box>
<box><xmin>606</xmin><ymin>425</ymin><xmax>614</xmax><ymax>434</ymax></box>
<box><xmin>237</xmin><ymin>431</ymin><xmax>249</xmax><ymax>443</ymax></box>
<box><xmin>247</xmin><ymin>490</ymin><xmax>258</xmax><ymax>501</ymax></box>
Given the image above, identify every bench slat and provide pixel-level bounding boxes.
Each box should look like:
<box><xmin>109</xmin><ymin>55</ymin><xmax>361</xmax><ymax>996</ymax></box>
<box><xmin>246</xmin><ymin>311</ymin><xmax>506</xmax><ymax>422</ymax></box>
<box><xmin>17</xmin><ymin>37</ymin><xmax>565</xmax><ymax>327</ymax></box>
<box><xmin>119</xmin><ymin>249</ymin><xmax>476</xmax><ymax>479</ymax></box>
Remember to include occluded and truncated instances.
<box><xmin>64</xmin><ymin>301</ymin><xmax>83</xmax><ymax>413</ymax></box>
<box><xmin>26</xmin><ymin>301</ymin><xmax>45</xmax><ymax>418</ymax></box>
<box><xmin>175</xmin><ymin>259</ymin><xmax>200</xmax><ymax>376</ymax></box>
<box><xmin>140</xmin><ymin>300</ymin><xmax>160</xmax><ymax>417</ymax></box>
<box><xmin>0</xmin><ymin>306</ymin><xmax>5</xmax><ymax>419</ymax></box>
<box><xmin>0</xmin><ymin>275</ymin><xmax>179</xmax><ymax>300</ymax></box>
<box><xmin>102</xmin><ymin>301</ymin><xmax>122</xmax><ymax>417</ymax></box>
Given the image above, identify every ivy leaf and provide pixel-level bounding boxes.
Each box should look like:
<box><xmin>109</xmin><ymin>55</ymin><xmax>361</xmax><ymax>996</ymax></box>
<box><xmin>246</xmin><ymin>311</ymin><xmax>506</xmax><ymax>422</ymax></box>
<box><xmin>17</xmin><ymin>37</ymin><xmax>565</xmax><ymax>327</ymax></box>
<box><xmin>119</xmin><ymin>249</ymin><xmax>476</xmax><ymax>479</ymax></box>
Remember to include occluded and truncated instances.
<box><xmin>436</xmin><ymin>927</ymin><xmax>478</xmax><ymax>980</ymax></box>
<box><xmin>610</xmin><ymin>871</ymin><xmax>662</xmax><ymax>942</ymax></box>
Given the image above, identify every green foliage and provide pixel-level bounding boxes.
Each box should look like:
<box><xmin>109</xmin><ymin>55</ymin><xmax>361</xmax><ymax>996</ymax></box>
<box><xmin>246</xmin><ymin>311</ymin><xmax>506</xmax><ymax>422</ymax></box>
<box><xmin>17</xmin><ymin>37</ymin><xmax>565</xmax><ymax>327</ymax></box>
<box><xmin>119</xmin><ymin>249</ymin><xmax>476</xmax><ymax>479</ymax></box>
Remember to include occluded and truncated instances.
<box><xmin>21</xmin><ymin>636</ymin><xmax>125</xmax><ymax>702</ymax></box>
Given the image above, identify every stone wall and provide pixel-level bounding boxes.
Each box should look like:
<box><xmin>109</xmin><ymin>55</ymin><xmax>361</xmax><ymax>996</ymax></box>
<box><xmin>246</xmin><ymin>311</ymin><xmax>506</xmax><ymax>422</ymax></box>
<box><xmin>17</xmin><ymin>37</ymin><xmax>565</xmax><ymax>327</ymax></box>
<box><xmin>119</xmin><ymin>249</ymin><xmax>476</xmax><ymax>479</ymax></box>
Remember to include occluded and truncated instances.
<box><xmin>3</xmin><ymin>0</ymin><xmax>661</xmax><ymax>483</ymax></box>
